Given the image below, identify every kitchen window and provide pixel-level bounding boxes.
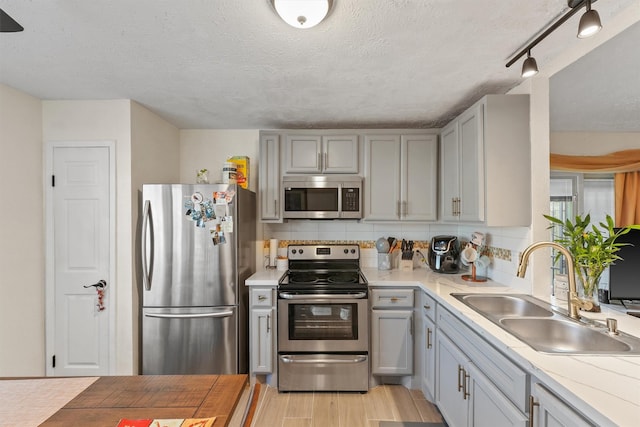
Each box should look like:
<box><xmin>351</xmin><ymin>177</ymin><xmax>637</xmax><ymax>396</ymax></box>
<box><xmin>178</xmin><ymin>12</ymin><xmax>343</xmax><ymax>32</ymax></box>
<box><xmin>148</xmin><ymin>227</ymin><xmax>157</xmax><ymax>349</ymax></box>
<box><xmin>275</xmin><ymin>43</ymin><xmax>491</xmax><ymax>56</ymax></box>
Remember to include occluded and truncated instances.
<box><xmin>549</xmin><ymin>173</ymin><xmax>615</xmax><ymax>289</ymax></box>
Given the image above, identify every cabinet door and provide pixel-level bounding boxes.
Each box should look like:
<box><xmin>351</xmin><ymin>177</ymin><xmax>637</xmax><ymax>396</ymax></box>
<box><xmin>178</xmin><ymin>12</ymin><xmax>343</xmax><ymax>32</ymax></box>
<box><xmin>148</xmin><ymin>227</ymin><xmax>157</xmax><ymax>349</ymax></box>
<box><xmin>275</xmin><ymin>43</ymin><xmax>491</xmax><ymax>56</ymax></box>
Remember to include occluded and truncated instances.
<box><xmin>458</xmin><ymin>103</ymin><xmax>484</xmax><ymax>222</ymax></box>
<box><xmin>250</xmin><ymin>307</ymin><xmax>273</xmax><ymax>374</ymax></box>
<box><xmin>467</xmin><ymin>363</ymin><xmax>528</xmax><ymax>427</ymax></box>
<box><xmin>371</xmin><ymin>309</ymin><xmax>413</xmax><ymax>375</ymax></box>
<box><xmin>322</xmin><ymin>135</ymin><xmax>359</xmax><ymax>173</ymax></box>
<box><xmin>531</xmin><ymin>383</ymin><xmax>593</xmax><ymax>427</ymax></box>
<box><xmin>436</xmin><ymin>333</ymin><xmax>469</xmax><ymax>427</ymax></box>
<box><xmin>285</xmin><ymin>134</ymin><xmax>322</xmax><ymax>173</ymax></box>
<box><xmin>422</xmin><ymin>314</ymin><xmax>436</xmax><ymax>400</ymax></box>
<box><xmin>259</xmin><ymin>133</ymin><xmax>281</xmax><ymax>221</ymax></box>
<box><xmin>363</xmin><ymin>135</ymin><xmax>401</xmax><ymax>220</ymax></box>
<box><xmin>440</xmin><ymin>122</ymin><xmax>459</xmax><ymax>222</ymax></box>
<box><xmin>401</xmin><ymin>134</ymin><xmax>438</xmax><ymax>221</ymax></box>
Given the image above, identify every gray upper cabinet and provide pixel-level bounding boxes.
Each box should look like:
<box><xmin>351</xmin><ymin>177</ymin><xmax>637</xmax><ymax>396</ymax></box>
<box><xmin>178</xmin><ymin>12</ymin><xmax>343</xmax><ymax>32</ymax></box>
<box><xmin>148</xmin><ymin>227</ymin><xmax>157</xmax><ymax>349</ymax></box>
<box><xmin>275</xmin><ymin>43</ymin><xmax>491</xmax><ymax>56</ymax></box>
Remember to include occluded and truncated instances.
<box><xmin>439</xmin><ymin>94</ymin><xmax>531</xmax><ymax>226</ymax></box>
<box><xmin>364</xmin><ymin>132</ymin><xmax>438</xmax><ymax>221</ymax></box>
<box><xmin>284</xmin><ymin>134</ymin><xmax>358</xmax><ymax>174</ymax></box>
<box><xmin>259</xmin><ymin>132</ymin><xmax>281</xmax><ymax>222</ymax></box>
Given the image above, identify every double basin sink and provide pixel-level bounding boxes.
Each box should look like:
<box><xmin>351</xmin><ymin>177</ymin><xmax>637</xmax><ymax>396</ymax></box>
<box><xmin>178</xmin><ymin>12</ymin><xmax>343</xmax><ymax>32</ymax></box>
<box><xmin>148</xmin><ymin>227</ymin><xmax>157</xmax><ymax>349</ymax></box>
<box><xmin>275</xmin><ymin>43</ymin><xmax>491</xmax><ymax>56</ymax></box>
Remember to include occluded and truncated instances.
<box><xmin>451</xmin><ymin>293</ymin><xmax>640</xmax><ymax>354</ymax></box>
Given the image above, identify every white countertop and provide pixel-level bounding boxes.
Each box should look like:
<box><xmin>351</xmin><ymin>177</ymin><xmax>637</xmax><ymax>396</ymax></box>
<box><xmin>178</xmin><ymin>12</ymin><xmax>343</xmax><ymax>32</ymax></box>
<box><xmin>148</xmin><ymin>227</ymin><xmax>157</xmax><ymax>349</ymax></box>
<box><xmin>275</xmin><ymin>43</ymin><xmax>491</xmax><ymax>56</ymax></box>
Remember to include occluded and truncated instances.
<box><xmin>246</xmin><ymin>267</ymin><xmax>640</xmax><ymax>426</ymax></box>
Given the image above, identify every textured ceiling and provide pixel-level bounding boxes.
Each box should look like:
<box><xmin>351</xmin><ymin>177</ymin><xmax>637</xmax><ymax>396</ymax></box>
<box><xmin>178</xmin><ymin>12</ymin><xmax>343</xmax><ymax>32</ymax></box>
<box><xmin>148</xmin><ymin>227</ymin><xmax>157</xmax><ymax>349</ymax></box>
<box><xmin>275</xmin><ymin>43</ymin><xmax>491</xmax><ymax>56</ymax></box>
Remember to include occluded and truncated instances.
<box><xmin>0</xmin><ymin>0</ymin><xmax>637</xmax><ymax>130</ymax></box>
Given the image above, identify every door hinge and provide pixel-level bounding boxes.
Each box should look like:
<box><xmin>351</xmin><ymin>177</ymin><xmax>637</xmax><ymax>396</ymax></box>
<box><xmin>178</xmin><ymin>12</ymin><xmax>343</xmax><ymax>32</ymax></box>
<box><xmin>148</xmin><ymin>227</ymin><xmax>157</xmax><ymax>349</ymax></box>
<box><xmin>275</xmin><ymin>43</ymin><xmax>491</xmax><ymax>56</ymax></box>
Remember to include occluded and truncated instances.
<box><xmin>52</xmin><ymin>355</ymin><xmax>56</xmax><ymax>368</ymax></box>
<box><xmin>51</xmin><ymin>175</ymin><xmax>55</xmax><ymax>187</ymax></box>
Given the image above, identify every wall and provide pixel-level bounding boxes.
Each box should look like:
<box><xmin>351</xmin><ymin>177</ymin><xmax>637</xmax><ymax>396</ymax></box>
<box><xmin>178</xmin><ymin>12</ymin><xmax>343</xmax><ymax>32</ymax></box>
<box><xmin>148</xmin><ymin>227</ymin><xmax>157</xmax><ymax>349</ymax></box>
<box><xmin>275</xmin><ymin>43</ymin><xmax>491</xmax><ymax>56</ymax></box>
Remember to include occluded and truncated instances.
<box><xmin>42</xmin><ymin>99</ymin><xmax>135</xmax><ymax>374</ymax></box>
<box><xmin>551</xmin><ymin>132</ymin><xmax>640</xmax><ymax>154</ymax></box>
<box><xmin>130</xmin><ymin>101</ymin><xmax>180</xmax><ymax>373</ymax></box>
<box><xmin>0</xmin><ymin>84</ymin><xmax>45</xmax><ymax>376</ymax></box>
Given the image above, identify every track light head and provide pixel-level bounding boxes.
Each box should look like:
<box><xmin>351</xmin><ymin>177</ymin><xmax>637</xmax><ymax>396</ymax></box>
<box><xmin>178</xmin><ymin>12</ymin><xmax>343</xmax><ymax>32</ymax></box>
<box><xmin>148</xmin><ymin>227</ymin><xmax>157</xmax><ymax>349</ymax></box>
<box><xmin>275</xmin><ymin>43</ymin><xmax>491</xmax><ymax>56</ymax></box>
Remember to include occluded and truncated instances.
<box><xmin>521</xmin><ymin>52</ymin><xmax>539</xmax><ymax>78</ymax></box>
<box><xmin>577</xmin><ymin>6</ymin><xmax>602</xmax><ymax>38</ymax></box>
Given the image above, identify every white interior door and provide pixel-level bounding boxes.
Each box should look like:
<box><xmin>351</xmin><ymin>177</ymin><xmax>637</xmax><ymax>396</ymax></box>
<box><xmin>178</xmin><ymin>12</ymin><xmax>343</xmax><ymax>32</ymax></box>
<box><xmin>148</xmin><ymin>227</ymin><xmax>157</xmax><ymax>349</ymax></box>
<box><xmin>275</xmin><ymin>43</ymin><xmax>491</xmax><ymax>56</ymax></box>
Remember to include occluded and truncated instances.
<box><xmin>46</xmin><ymin>143</ymin><xmax>114</xmax><ymax>376</ymax></box>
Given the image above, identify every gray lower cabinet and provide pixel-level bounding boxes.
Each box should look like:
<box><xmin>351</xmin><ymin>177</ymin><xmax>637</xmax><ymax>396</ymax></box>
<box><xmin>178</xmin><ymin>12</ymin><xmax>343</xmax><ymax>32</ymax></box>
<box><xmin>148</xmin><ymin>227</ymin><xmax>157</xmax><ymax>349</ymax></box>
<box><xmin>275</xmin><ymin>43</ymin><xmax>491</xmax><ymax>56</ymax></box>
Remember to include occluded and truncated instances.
<box><xmin>249</xmin><ymin>287</ymin><xmax>275</xmax><ymax>374</ymax></box>
<box><xmin>420</xmin><ymin>291</ymin><xmax>437</xmax><ymax>400</ymax></box>
<box><xmin>529</xmin><ymin>383</ymin><xmax>594</xmax><ymax>427</ymax></box>
<box><xmin>370</xmin><ymin>288</ymin><xmax>414</xmax><ymax>375</ymax></box>
<box><xmin>435</xmin><ymin>304</ymin><xmax>528</xmax><ymax>427</ymax></box>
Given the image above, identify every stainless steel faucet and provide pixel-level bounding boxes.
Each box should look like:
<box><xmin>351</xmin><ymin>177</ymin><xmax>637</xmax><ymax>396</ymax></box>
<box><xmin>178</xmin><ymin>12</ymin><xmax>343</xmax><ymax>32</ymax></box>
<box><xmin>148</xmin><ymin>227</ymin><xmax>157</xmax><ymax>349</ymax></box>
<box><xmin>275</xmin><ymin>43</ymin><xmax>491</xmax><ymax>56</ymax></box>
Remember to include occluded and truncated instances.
<box><xmin>516</xmin><ymin>241</ymin><xmax>581</xmax><ymax>320</ymax></box>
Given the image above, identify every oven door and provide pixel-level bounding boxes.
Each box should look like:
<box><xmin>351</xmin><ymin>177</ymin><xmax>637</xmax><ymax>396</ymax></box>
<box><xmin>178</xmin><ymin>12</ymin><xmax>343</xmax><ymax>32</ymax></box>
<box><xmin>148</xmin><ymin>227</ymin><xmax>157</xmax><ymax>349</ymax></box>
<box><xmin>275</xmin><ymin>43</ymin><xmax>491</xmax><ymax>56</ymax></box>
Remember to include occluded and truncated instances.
<box><xmin>278</xmin><ymin>292</ymin><xmax>368</xmax><ymax>353</ymax></box>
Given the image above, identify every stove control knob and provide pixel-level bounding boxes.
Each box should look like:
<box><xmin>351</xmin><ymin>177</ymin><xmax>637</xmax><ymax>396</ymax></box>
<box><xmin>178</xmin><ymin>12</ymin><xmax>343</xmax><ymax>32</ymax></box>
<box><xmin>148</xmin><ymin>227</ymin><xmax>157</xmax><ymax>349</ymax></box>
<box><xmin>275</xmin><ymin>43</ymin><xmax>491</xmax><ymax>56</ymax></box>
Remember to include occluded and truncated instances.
<box><xmin>344</xmin><ymin>249</ymin><xmax>349</xmax><ymax>254</ymax></box>
<box><xmin>291</xmin><ymin>249</ymin><xmax>297</xmax><ymax>254</ymax></box>
<box><xmin>351</xmin><ymin>249</ymin><xmax>356</xmax><ymax>254</ymax></box>
<box><xmin>299</xmin><ymin>249</ymin><xmax>304</xmax><ymax>254</ymax></box>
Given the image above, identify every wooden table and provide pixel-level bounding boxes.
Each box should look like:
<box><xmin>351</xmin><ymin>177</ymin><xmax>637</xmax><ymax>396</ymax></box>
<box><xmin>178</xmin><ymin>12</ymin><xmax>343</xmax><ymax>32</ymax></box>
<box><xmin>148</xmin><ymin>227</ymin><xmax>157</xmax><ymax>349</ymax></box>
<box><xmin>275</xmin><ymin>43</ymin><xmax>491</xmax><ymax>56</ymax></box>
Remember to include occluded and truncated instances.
<box><xmin>39</xmin><ymin>375</ymin><xmax>247</xmax><ymax>427</ymax></box>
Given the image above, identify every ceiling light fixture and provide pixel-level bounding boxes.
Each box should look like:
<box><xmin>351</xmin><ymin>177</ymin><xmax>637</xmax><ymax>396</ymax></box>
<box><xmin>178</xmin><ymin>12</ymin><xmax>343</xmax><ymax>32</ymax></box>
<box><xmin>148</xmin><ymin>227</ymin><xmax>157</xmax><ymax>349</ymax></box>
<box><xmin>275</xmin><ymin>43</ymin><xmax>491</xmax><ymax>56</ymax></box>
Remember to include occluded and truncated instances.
<box><xmin>506</xmin><ymin>0</ymin><xmax>602</xmax><ymax>78</ymax></box>
<box><xmin>521</xmin><ymin>51</ymin><xmax>539</xmax><ymax>78</ymax></box>
<box><xmin>577</xmin><ymin>0</ymin><xmax>602</xmax><ymax>38</ymax></box>
<box><xmin>270</xmin><ymin>0</ymin><xmax>333</xmax><ymax>29</ymax></box>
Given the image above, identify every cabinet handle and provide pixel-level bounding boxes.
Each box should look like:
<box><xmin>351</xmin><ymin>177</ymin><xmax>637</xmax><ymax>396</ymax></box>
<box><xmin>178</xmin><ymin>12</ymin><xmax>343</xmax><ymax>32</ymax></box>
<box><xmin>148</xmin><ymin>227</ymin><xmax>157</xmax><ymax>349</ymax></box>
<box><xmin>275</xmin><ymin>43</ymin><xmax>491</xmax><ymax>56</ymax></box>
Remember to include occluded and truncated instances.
<box><xmin>324</xmin><ymin>152</ymin><xmax>328</xmax><ymax>170</ymax></box>
<box><xmin>274</xmin><ymin>199</ymin><xmax>278</xmax><ymax>216</ymax></box>
<box><xmin>402</xmin><ymin>200</ymin><xmax>407</xmax><ymax>216</ymax></box>
<box><xmin>463</xmin><ymin>370</ymin><xmax>470</xmax><ymax>400</ymax></box>
<box><xmin>266</xmin><ymin>314</ymin><xmax>271</xmax><ymax>333</ymax></box>
<box><xmin>397</xmin><ymin>201</ymin><xmax>401</xmax><ymax>217</ymax></box>
<box><xmin>457</xmin><ymin>365</ymin><xmax>464</xmax><ymax>392</ymax></box>
<box><xmin>528</xmin><ymin>395</ymin><xmax>539</xmax><ymax>427</ymax></box>
<box><xmin>423</xmin><ymin>304</ymin><xmax>431</xmax><ymax>310</ymax></box>
<box><xmin>426</xmin><ymin>328</ymin><xmax>432</xmax><ymax>349</ymax></box>
<box><xmin>318</xmin><ymin>153</ymin><xmax>322</xmax><ymax>170</ymax></box>
<box><xmin>390</xmin><ymin>297</ymin><xmax>398</xmax><ymax>303</ymax></box>
<box><xmin>451</xmin><ymin>198</ymin><xmax>456</xmax><ymax>216</ymax></box>
<box><xmin>258</xmin><ymin>295</ymin><xmax>267</xmax><ymax>301</ymax></box>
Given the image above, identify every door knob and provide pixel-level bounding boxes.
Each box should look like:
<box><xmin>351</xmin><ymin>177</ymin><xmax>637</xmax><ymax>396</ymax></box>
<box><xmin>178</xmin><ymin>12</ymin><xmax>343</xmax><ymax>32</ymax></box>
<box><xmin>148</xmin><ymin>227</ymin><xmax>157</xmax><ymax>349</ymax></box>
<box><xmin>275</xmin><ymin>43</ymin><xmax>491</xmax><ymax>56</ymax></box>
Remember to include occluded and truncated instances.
<box><xmin>84</xmin><ymin>279</ymin><xmax>107</xmax><ymax>289</ymax></box>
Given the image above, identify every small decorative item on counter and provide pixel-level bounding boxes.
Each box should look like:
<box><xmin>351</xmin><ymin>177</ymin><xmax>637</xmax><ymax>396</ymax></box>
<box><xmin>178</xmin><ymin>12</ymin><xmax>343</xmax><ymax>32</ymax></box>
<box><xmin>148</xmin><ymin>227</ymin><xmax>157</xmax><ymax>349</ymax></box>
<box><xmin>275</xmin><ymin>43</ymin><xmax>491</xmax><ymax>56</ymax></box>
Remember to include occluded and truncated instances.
<box><xmin>196</xmin><ymin>168</ymin><xmax>209</xmax><ymax>184</ymax></box>
<box><xmin>461</xmin><ymin>232</ymin><xmax>489</xmax><ymax>282</ymax></box>
<box><xmin>227</xmin><ymin>156</ymin><xmax>249</xmax><ymax>189</ymax></box>
<box><xmin>276</xmin><ymin>256</ymin><xmax>288</xmax><ymax>271</ymax></box>
<box><xmin>544</xmin><ymin>213</ymin><xmax>640</xmax><ymax>313</ymax></box>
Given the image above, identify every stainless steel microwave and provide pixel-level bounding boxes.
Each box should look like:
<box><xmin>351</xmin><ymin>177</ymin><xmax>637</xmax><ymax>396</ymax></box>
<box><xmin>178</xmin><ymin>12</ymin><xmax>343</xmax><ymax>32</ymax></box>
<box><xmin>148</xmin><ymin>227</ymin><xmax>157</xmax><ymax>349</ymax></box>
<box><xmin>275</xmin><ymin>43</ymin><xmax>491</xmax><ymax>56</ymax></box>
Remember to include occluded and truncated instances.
<box><xmin>283</xmin><ymin>175</ymin><xmax>362</xmax><ymax>219</ymax></box>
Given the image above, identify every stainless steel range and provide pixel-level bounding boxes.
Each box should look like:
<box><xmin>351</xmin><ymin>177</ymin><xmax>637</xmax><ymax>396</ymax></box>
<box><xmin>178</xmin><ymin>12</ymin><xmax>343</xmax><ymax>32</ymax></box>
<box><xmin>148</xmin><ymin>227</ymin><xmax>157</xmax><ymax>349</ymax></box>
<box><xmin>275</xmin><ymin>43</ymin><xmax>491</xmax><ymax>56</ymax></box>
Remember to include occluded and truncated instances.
<box><xmin>277</xmin><ymin>244</ymin><xmax>369</xmax><ymax>392</ymax></box>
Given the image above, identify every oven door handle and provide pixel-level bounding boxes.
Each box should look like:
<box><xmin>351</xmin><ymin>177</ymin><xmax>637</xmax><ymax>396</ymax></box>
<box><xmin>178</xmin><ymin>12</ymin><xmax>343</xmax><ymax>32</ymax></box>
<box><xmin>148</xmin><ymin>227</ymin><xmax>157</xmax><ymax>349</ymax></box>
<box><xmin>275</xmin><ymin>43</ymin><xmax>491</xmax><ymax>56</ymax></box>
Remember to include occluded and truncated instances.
<box><xmin>278</xmin><ymin>291</ymin><xmax>368</xmax><ymax>300</ymax></box>
<box><xmin>280</xmin><ymin>355</ymin><xmax>368</xmax><ymax>364</ymax></box>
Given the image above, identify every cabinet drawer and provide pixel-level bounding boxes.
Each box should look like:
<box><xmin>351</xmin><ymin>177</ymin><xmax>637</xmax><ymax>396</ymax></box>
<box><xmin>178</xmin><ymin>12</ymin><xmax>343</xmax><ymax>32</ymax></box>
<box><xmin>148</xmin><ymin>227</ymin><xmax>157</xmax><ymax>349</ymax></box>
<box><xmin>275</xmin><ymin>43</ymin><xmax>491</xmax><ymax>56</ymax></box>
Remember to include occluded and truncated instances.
<box><xmin>437</xmin><ymin>304</ymin><xmax>529</xmax><ymax>413</ymax></box>
<box><xmin>371</xmin><ymin>288</ymin><xmax>414</xmax><ymax>308</ymax></box>
<box><xmin>421</xmin><ymin>291</ymin><xmax>437</xmax><ymax>321</ymax></box>
<box><xmin>251</xmin><ymin>288</ymin><xmax>273</xmax><ymax>307</ymax></box>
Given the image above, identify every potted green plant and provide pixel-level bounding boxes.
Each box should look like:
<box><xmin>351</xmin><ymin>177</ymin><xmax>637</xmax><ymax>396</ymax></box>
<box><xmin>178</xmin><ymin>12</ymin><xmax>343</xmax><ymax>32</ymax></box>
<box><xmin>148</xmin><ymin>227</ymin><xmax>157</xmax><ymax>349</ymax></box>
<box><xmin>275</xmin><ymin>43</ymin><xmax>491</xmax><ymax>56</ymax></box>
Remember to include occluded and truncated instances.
<box><xmin>544</xmin><ymin>213</ymin><xmax>639</xmax><ymax>312</ymax></box>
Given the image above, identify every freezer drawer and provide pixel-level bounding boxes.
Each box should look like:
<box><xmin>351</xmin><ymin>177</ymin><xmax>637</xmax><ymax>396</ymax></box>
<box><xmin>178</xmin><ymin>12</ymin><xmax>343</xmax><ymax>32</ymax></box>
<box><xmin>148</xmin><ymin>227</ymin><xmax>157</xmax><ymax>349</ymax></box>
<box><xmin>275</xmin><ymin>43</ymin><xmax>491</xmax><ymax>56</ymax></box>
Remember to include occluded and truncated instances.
<box><xmin>142</xmin><ymin>306</ymin><xmax>238</xmax><ymax>375</ymax></box>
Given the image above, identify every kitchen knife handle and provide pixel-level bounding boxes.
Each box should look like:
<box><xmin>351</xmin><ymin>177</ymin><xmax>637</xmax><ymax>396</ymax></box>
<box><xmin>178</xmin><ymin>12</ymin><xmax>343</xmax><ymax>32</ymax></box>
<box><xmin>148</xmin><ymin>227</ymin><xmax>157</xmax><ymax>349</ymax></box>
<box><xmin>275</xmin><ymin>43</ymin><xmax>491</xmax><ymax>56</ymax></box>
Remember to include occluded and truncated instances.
<box><xmin>142</xmin><ymin>200</ymin><xmax>152</xmax><ymax>291</ymax></box>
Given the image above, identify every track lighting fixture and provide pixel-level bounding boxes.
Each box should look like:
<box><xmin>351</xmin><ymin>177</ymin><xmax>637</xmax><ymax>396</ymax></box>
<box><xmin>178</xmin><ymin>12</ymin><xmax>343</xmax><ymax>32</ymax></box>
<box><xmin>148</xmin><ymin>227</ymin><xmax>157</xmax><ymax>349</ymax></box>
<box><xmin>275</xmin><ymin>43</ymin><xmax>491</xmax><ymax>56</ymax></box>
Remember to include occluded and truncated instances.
<box><xmin>506</xmin><ymin>0</ymin><xmax>603</xmax><ymax>78</ymax></box>
<box><xmin>577</xmin><ymin>0</ymin><xmax>602</xmax><ymax>38</ymax></box>
<box><xmin>521</xmin><ymin>51</ymin><xmax>539</xmax><ymax>78</ymax></box>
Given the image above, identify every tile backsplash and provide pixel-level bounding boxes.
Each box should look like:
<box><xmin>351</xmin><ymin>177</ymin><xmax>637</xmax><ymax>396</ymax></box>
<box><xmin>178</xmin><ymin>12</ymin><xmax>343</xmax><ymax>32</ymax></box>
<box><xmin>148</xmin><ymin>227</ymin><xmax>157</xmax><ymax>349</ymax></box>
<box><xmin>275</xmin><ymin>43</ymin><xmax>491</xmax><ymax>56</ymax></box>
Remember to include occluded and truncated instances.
<box><xmin>262</xmin><ymin>221</ymin><xmax>533</xmax><ymax>291</ymax></box>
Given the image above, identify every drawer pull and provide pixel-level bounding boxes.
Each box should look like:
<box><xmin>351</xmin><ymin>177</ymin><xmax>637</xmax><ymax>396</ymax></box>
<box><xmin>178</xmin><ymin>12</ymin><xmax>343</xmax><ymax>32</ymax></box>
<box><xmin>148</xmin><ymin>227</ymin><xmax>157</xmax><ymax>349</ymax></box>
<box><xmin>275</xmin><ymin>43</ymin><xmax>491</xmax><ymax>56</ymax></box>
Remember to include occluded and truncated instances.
<box><xmin>390</xmin><ymin>297</ymin><xmax>399</xmax><ymax>303</ymax></box>
<box><xmin>457</xmin><ymin>365</ymin><xmax>464</xmax><ymax>392</ymax></box>
<box><xmin>528</xmin><ymin>395</ymin><xmax>539</xmax><ymax>427</ymax></box>
<box><xmin>423</xmin><ymin>304</ymin><xmax>431</xmax><ymax>310</ymax></box>
<box><xmin>463</xmin><ymin>370</ymin><xmax>470</xmax><ymax>400</ymax></box>
<box><xmin>258</xmin><ymin>295</ymin><xmax>267</xmax><ymax>301</ymax></box>
<box><xmin>426</xmin><ymin>328</ymin><xmax>432</xmax><ymax>349</ymax></box>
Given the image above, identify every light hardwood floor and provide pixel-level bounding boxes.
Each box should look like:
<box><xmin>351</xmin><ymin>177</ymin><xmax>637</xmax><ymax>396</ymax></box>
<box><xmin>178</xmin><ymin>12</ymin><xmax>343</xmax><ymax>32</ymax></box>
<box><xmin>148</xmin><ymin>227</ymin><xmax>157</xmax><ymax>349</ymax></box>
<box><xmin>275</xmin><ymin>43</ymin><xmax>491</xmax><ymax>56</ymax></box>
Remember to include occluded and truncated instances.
<box><xmin>249</xmin><ymin>385</ymin><xmax>443</xmax><ymax>427</ymax></box>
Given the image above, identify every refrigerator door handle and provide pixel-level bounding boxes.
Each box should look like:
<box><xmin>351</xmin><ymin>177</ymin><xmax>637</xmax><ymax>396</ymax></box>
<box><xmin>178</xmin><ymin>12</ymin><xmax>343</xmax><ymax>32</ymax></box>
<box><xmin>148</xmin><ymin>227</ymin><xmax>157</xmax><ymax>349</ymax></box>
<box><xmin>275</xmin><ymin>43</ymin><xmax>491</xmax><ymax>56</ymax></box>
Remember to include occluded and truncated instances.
<box><xmin>142</xmin><ymin>199</ymin><xmax>152</xmax><ymax>291</ymax></box>
<box><xmin>144</xmin><ymin>310</ymin><xmax>235</xmax><ymax>319</ymax></box>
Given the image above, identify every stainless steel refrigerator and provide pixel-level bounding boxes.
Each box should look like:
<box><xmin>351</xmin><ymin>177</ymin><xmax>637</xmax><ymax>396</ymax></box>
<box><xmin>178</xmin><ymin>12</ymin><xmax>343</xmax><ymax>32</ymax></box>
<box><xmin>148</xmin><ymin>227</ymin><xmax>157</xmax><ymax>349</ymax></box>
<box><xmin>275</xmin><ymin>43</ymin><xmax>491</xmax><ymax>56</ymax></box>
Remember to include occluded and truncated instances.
<box><xmin>140</xmin><ymin>183</ymin><xmax>255</xmax><ymax>375</ymax></box>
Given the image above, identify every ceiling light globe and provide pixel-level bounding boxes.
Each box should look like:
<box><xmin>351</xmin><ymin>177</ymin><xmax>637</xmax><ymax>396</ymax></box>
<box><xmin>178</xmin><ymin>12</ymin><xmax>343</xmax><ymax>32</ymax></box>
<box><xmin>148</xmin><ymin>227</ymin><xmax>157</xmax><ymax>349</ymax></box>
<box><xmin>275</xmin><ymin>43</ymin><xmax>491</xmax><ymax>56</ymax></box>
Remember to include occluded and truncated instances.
<box><xmin>577</xmin><ymin>9</ymin><xmax>602</xmax><ymax>38</ymax></box>
<box><xmin>273</xmin><ymin>0</ymin><xmax>330</xmax><ymax>29</ymax></box>
<box><xmin>521</xmin><ymin>56</ymin><xmax>539</xmax><ymax>78</ymax></box>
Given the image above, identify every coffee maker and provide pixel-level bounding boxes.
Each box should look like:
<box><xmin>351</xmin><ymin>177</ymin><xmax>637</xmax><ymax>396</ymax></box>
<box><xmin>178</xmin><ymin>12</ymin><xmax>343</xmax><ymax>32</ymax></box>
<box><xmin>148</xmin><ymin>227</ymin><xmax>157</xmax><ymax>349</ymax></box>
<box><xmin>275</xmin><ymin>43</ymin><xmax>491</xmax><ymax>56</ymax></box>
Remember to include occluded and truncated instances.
<box><xmin>428</xmin><ymin>235</ymin><xmax>460</xmax><ymax>274</ymax></box>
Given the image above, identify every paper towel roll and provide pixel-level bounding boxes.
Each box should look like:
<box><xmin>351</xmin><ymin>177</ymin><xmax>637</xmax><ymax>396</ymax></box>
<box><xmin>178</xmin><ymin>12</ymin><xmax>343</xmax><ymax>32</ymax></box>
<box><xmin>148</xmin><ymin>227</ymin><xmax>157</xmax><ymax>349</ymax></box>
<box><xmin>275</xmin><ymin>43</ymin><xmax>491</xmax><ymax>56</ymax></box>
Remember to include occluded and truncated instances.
<box><xmin>269</xmin><ymin>239</ymin><xmax>279</xmax><ymax>267</ymax></box>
